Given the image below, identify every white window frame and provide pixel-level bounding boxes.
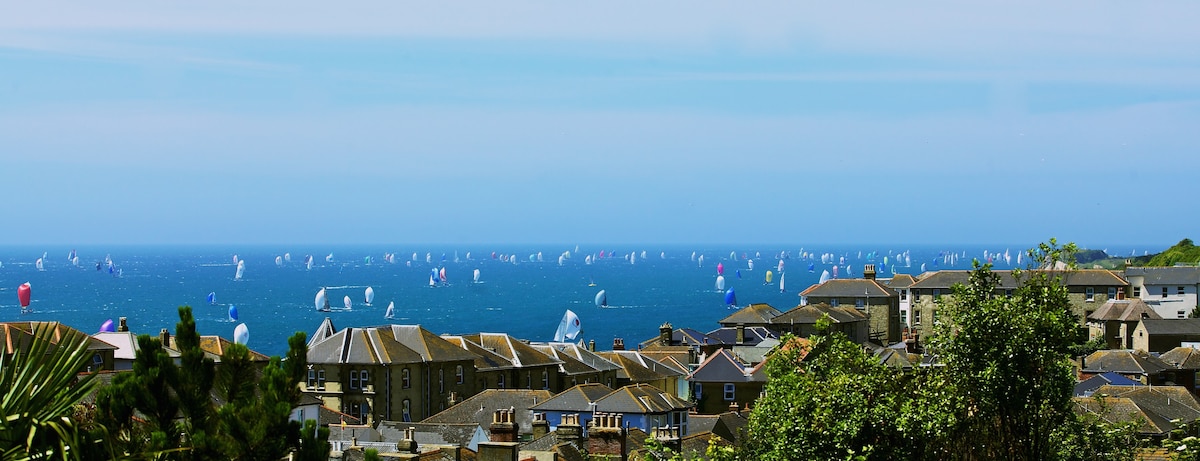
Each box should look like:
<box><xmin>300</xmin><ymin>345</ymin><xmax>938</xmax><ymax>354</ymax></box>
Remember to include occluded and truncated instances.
<box><xmin>350</xmin><ymin>370</ymin><xmax>359</xmax><ymax>389</ymax></box>
<box><xmin>401</xmin><ymin>368</ymin><xmax>411</xmax><ymax>389</ymax></box>
<box><xmin>456</xmin><ymin>365</ymin><xmax>464</xmax><ymax>385</ymax></box>
<box><xmin>1086</xmin><ymin>287</ymin><xmax>1095</xmax><ymax>302</ymax></box>
<box><xmin>359</xmin><ymin>369</ymin><xmax>369</xmax><ymax>390</ymax></box>
<box><xmin>317</xmin><ymin>370</ymin><xmax>326</xmax><ymax>390</ymax></box>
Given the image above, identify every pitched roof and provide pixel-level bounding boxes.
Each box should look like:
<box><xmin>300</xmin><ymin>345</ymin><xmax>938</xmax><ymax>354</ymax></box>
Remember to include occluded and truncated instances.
<box><xmin>686</xmin><ymin>411</ymin><xmax>749</xmax><ymax>445</ymax></box>
<box><xmin>376</xmin><ymin>421</ymin><xmax>483</xmax><ymax>448</ymax></box>
<box><xmin>687</xmin><ymin>349</ymin><xmax>761</xmax><ymax>383</ymax></box>
<box><xmin>442</xmin><ymin>335</ymin><xmax>514</xmax><ymax>371</ymax></box>
<box><xmin>717</xmin><ymin>303</ymin><xmax>783</xmax><ymax>326</ymax></box>
<box><xmin>309</xmin><ymin>317</ymin><xmax>338</xmax><ymax>348</ymax></box>
<box><xmin>703</xmin><ymin>326</ymin><xmax>778</xmax><ymax>346</ymax></box>
<box><xmin>1074</xmin><ymin>396</ymin><xmax>1173</xmax><ymax>435</ymax></box>
<box><xmin>389</xmin><ymin>325</ymin><xmax>481</xmax><ymax>363</ymax></box>
<box><xmin>1158</xmin><ymin>346</ymin><xmax>1200</xmax><ymax>369</ymax></box>
<box><xmin>1138</xmin><ymin>319</ymin><xmax>1200</xmax><ymax>336</ymax></box>
<box><xmin>638</xmin><ymin>328</ymin><xmax>716</xmax><ymax>349</ymax></box>
<box><xmin>307</xmin><ymin>324</ymin><xmax>476</xmax><ymax>365</ymax></box>
<box><xmin>1125</xmin><ymin>266</ymin><xmax>1200</xmax><ymax>285</ymax></box>
<box><xmin>463</xmin><ymin>333</ymin><xmax>562</xmax><ymax>368</ymax></box>
<box><xmin>883</xmin><ymin>274</ymin><xmax>918</xmax><ymax>289</ymax></box>
<box><xmin>1073</xmin><ymin>372</ymin><xmax>1142</xmax><ymax>397</ymax></box>
<box><xmin>547</xmin><ymin>343</ymin><xmax>621</xmax><ymax>373</ymax></box>
<box><xmin>1087</xmin><ymin>299</ymin><xmax>1161</xmax><ymax>322</ymax></box>
<box><xmin>599</xmin><ymin>351</ymin><xmax>686</xmax><ymax>382</ymax></box>
<box><xmin>423</xmin><ymin>389</ymin><xmax>554</xmax><ymax>435</ymax></box>
<box><xmin>1082</xmin><ymin>350</ymin><xmax>1173</xmax><ymax>375</ymax></box>
<box><xmin>592</xmin><ymin>383</ymin><xmax>691</xmax><ymax>414</ymax></box>
<box><xmin>908</xmin><ymin>269</ymin><xmax>1127</xmax><ymax>289</ymax></box>
<box><xmin>1</xmin><ymin>321</ymin><xmax>117</xmax><ymax>355</ymax></box>
<box><xmin>1092</xmin><ymin>385</ymin><xmax>1200</xmax><ymax>431</ymax></box>
<box><xmin>770</xmin><ymin>303</ymin><xmax>867</xmax><ymax>325</ymax></box>
<box><xmin>531</xmin><ymin>383</ymin><xmax>615</xmax><ymax>412</ymax></box>
<box><xmin>799</xmin><ymin>279</ymin><xmax>895</xmax><ymax>298</ymax></box>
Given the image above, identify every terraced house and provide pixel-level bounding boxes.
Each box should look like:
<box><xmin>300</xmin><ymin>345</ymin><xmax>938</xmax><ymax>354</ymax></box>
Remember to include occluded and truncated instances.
<box><xmin>797</xmin><ymin>264</ymin><xmax>901</xmax><ymax>343</ymax></box>
<box><xmin>304</xmin><ymin>318</ymin><xmax>480</xmax><ymax>424</ymax></box>
<box><xmin>906</xmin><ymin>269</ymin><xmax>1128</xmax><ymax>340</ymax></box>
<box><xmin>1125</xmin><ymin>266</ymin><xmax>1200</xmax><ymax>319</ymax></box>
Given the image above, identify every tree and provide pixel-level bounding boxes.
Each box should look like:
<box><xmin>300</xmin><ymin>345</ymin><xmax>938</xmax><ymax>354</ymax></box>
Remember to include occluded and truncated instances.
<box><xmin>0</xmin><ymin>322</ymin><xmax>113</xmax><ymax>460</ymax></box>
<box><xmin>742</xmin><ymin>319</ymin><xmax>912</xmax><ymax>461</ymax></box>
<box><xmin>295</xmin><ymin>420</ymin><xmax>330</xmax><ymax>461</ymax></box>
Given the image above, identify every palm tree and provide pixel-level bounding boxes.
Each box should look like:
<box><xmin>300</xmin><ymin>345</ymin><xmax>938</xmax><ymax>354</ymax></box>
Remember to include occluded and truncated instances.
<box><xmin>0</xmin><ymin>322</ymin><xmax>109</xmax><ymax>460</ymax></box>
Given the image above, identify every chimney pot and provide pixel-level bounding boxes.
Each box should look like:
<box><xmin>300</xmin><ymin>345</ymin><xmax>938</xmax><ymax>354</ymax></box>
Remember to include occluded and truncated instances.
<box><xmin>118</xmin><ymin>317</ymin><xmax>128</xmax><ymax>332</ymax></box>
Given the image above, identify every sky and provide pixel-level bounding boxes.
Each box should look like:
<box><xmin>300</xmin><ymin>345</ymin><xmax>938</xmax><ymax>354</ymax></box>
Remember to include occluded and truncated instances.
<box><xmin>2</xmin><ymin>2</ymin><xmax>1199</xmax><ymax>247</ymax></box>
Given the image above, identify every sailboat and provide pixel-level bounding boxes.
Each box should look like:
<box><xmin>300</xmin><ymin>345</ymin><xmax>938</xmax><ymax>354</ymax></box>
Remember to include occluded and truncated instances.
<box><xmin>765</xmin><ymin>270</ymin><xmax>774</xmax><ymax>284</ymax></box>
<box><xmin>747</xmin><ymin>259</ymin><xmax>754</xmax><ymax>271</ymax></box>
<box><xmin>304</xmin><ymin>255</ymin><xmax>314</xmax><ymax>270</ymax></box>
<box><xmin>819</xmin><ymin>270</ymin><xmax>831</xmax><ymax>284</ymax></box>
<box><xmin>284</xmin><ymin>253</ymin><xmax>291</xmax><ymax>263</ymax></box>
<box><xmin>779</xmin><ymin>272</ymin><xmax>786</xmax><ymax>293</ymax></box>
<box><xmin>715</xmin><ymin>275</ymin><xmax>726</xmax><ymax>291</ymax></box>
<box><xmin>364</xmin><ymin>286</ymin><xmax>375</xmax><ymax>306</ymax></box>
<box><xmin>35</xmin><ymin>257</ymin><xmax>44</xmax><ymax>271</ymax></box>
<box><xmin>724</xmin><ymin>288</ymin><xmax>737</xmax><ymax>307</ymax></box>
<box><xmin>588</xmin><ymin>277</ymin><xmax>597</xmax><ymax>287</ymax></box>
<box><xmin>384</xmin><ymin>301</ymin><xmax>395</xmax><ymax>319</ymax></box>
<box><xmin>595</xmin><ymin>290</ymin><xmax>607</xmax><ymax>308</ymax></box>
<box><xmin>233</xmin><ymin>323</ymin><xmax>249</xmax><ymax>345</ymax></box>
<box><xmin>315</xmin><ymin>288</ymin><xmax>329</xmax><ymax>312</ymax></box>
<box><xmin>343</xmin><ymin>296</ymin><xmax>352</xmax><ymax>310</ymax></box>
<box><xmin>228</xmin><ymin>305</ymin><xmax>239</xmax><ymax>322</ymax></box>
<box><xmin>234</xmin><ymin>260</ymin><xmax>245</xmax><ymax>280</ymax></box>
<box><xmin>553</xmin><ymin>309</ymin><xmax>582</xmax><ymax>342</ymax></box>
<box><xmin>473</xmin><ymin>269</ymin><xmax>481</xmax><ymax>283</ymax></box>
<box><xmin>275</xmin><ymin>256</ymin><xmax>283</xmax><ymax>267</ymax></box>
<box><xmin>439</xmin><ymin>267</ymin><xmax>448</xmax><ymax>284</ymax></box>
<box><xmin>326</xmin><ymin>253</ymin><xmax>334</xmax><ymax>263</ymax></box>
<box><xmin>207</xmin><ymin>292</ymin><xmax>217</xmax><ymax>305</ymax></box>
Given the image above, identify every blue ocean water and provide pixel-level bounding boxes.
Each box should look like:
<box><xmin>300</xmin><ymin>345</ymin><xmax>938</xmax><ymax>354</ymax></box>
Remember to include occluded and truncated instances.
<box><xmin>0</xmin><ymin>244</ymin><xmax>1150</xmax><ymax>357</ymax></box>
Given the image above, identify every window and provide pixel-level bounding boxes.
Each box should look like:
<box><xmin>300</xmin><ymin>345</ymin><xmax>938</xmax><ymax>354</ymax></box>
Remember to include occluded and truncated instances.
<box><xmin>900</xmin><ymin>289</ymin><xmax>907</xmax><ymax>301</ymax></box>
<box><xmin>439</xmin><ymin>369</ymin><xmax>445</xmax><ymax>394</ymax></box>
<box><xmin>498</xmin><ymin>374</ymin><xmax>506</xmax><ymax>389</ymax></box>
<box><xmin>350</xmin><ymin>370</ymin><xmax>359</xmax><ymax>389</ymax></box>
<box><xmin>401</xmin><ymin>368</ymin><xmax>411</xmax><ymax>389</ymax></box>
<box><xmin>723</xmin><ymin>383</ymin><xmax>735</xmax><ymax>401</ymax></box>
<box><xmin>359</xmin><ymin>369</ymin><xmax>369</xmax><ymax>390</ymax></box>
<box><xmin>1134</xmin><ymin>286</ymin><xmax>1141</xmax><ymax>297</ymax></box>
<box><xmin>92</xmin><ymin>353</ymin><xmax>104</xmax><ymax>366</ymax></box>
<box><xmin>307</xmin><ymin>369</ymin><xmax>316</xmax><ymax>389</ymax></box>
<box><xmin>933</xmin><ymin>289</ymin><xmax>941</xmax><ymax>300</ymax></box>
<box><xmin>1180</xmin><ymin>310</ymin><xmax>1188</xmax><ymax>319</ymax></box>
<box><xmin>855</xmin><ymin>298</ymin><xmax>865</xmax><ymax>308</ymax></box>
<box><xmin>607</xmin><ymin>377</ymin><xmax>613</xmax><ymax>388</ymax></box>
<box><xmin>526</xmin><ymin>372</ymin><xmax>532</xmax><ymax>389</ymax></box>
<box><xmin>1108</xmin><ymin>287</ymin><xmax>1117</xmax><ymax>299</ymax></box>
<box><xmin>350</xmin><ymin>402</ymin><xmax>360</xmax><ymax>419</ymax></box>
<box><xmin>402</xmin><ymin>399</ymin><xmax>411</xmax><ymax>423</ymax></box>
<box><xmin>932</xmin><ymin>309</ymin><xmax>939</xmax><ymax>323</ymax></box>
<box><xmin>830</xmin><ymin>299</ymin><xmax>839</xmax><ymax>307</ymax></box>
<box><xmin>913</xmin><ymin>289</ymin><xmax>921</xmax><ymax>302</ymax></box>
<box><xmin>914</xmin><ymin>310</ymin><xmax>922</xmax><ymax>325</ymax></box>
<box><xmin>1005</xmin><ymin>289</ymin><xmax>1013</xmax><ymax>298</ymax></box>
<box><xmin>1163</xmin><ymin>287</ymin><xmax>1169</xmax><ymax>298</ymax></box>
<box><xmin>542</xmin><ymin>370</ymin><xmax>549</xmax><ymax>389</ymax></box>
<box><xmin>1180</xmin><ymin>286</ymin><xmax>1187</xmax><ymax>295</ymax></box>
<box><xmin>694</xmin><ymin>383</ymin><xmax>703</xmax><ymax>399</ymax></box>
<box><xmin>900</xmin><ymin>310</ymin><xmax>908</xmax><ymax>325</ymax></box>
<box><xmin>317</xmin><ymin>370</ymin><xmax>326</xmax><ymax>390</ymax></box>
<box><xmin>455</xmin><ymin>365</ymin><xmax>464</xmax><ymax>385</ymax></box>
<box><xmin>1086</xmin><ymin>287</ymin><xmax>1095</xmax><ymax>302</ymax></box>
<box><xmin>360</xmin><ymin>402</ymin><xmax>369</xmax><ymax>422</ymax></box>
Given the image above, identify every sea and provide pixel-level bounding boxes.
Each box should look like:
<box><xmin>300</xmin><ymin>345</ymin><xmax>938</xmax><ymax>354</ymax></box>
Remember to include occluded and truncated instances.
<box><xmin>0</xmin><ymin>243</ymin><xmax>1155</xmax><ymax>357</ymax></box>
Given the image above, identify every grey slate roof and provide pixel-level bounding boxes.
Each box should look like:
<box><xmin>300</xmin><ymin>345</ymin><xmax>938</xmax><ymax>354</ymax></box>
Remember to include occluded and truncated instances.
<box><xmin>464</xmin><ymin>333</ymin><xmax>563</xmax><ymax>368</ymax></box>
<box><xmin>376</xmin><ymin>421</ymin><xmax>482</xmax><ymax>448</ymax></box>
<box><xmin>1126</xmin><ymin>266</ymin><xmax>1200</xmax><ymax>285</ymax></box>
<box><xmin>600</xmin><ymin>351</ymin><xmax>686</xmax><ymax>382</ymax></box>
<box><xmin>1158</xmin><ymin>346</ymin><xmax>1200</xmax><ymax>369</ymax></box>
<box><xmin>548</xmin><ymin>342</ymin><xmax>622</xmax><ymax>373</ymax></box>
<box><xmin>1087</xmin><ymin>299</ymin><xmax>1161</xmax><ymax>322</ymax></box>
<box><xmin>717</xmin><ymin>303</ymin><xmax>783</xmax><ymax>326</ymax></box>
<box><xmin>423</xmin><ymin>388</ymin><xmax>554</xmax><ymax>435</ymax></box>
<box><xmin>908</xmin><ymin>269</ymin><xmax>1127</xmax><ymax>290</ymax></box>
<box><xmin>1138</xmin><ymin>318</ymin><xmax>1200</xmax><ymax>336</ymax></box>
<box><xmin>307</xmin><ymin>323</ymin><xmax>478</xmax><ymax>365</ymax></box>
<box><xmin>704</xmin><ymin>326</ymin><xmax>777</xmax><ymax>346</ymax></box>
<box><xmin>687</xmin><ymin>349</ymin><xmax>761</xmax><ymax>383</ymax></box>
<box><xmin>442</xmin><ymin>335</ymin><xmax>514</xmax><ymax>371</ymax></box>
<box><xmin>770</xmin><ymin>303</ymin><xmax>867</xmax><ymax>325</ymax></box>
<box><xmin>799</xmin><ymin>279</ymin><xmax>895</xmax><ymax>297</ymax></box>
<box><xmin>531</xmin><ymin>383</ymin><xmax>615</xmax><ymax>412</ymax></box>
<box><xmin>1092</xmin><ymin>385</ymin><xmax>1200</xmax><ymax>429</ymax></box>
<box><xmin>884</xmin><ymin>274</ymin><xmax>917</xmax><ymax>289</ymax></box>
<box><xmin>1082</xmin><ymin>350</ymin><xmax>1174</xmax><ymax>375</ymax></box>
<box><xmin>1074</xmin><ymin>372</ymin><xmax>1142</xmax><ymax>397</ymax></box>
<box><xmin>592</xmin><ymin>383</ymin><xmax>691</xmax><ymax>414</ymax></box>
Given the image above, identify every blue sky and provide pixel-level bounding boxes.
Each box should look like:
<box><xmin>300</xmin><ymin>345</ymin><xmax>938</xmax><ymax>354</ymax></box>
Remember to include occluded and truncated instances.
<box><xmin>3</xmin><ymin>2</ymin><xmax>1199</xmax><ymax>247</ymax></box>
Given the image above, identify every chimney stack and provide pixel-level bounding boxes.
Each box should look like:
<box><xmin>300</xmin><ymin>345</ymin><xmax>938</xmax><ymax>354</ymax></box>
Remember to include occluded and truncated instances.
<box><xmin>118</xmin><ymin>317</ymin><xmax>128</xmax><ymax>332</ymax></box>
<box><xmin>613</xmin><ymin>338</ymin><xmax>625</xmax><ymax>351</ymax></box>
<box><xmin>531</xmin><ymin>412</ymin><xmax>549</xmax><ymax>441</ymax></box>
<box><xmin>588</xmin><ymin>340</ymin><xmax>596</xmax><ymax>352</ymax></box>
<box><xmin>651</xmin><ymin>425</ymin><xmax>682</xmax><ymax>454</ymax></box>
<box><xmin>736</xmin><ymin>324</ymin><xmax>746</xmax><ymax>345</ymax></box>
<box><xmin>488</xmin><ymin>409</ymin><xmax>517</xmax><ymax>442</ymax></box>
<box><xmin>395</xmin><ymin>426</ymin><xmax>417</xmax><ymax>454</ymax></box>
<box><xmin>556</xmin><ymin>413</ymin><xmax>583</xmax><ymax>447</ymax></box>
<box><xmin>159</xmin><ymin>328</ymin><xmax>170</xmax><ymax>347</ymax></box>
<box><xmin>864</xmin><ymin>264</ymin><xmax>876</xmax><ymax>280</ymax></box>
<box><xmin>588</xmin><ymin>413</ymin><xmax>628</xmax><ymax>461</ymax></box>
<box><xmin>659</xmin><ymin>322</ymin><xmax>673</xmax><ymax>346</ymax></box>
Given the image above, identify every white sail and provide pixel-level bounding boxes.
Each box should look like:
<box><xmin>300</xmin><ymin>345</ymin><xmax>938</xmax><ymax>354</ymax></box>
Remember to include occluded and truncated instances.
<box><xmin>747</xmin><ymin>259</ymin><xmax>754</xmax><ymax>271</ymax></box>
<box><xmin>234</xmin><ymin>260</ymin><xmax>245</xmax><ymax>280</ymax></box>
<box><xmin>779</xmin><ymin>272</ymin><xmax>786</xmax><ymax>293</ymax></box>
<box><xmin>305</xmin><ymin>255</ymin><xmax>314</xmax><ymax>271</ymax></box>
<box><xmin>326</xmin><ymin>253</ymin><xmax>334</xmax><ymax>262</ymax></box>
<box><xmin>473</xmin><ymin>269</ymin><xmax>481</xmax><ymax>283</ymax></box>
<box><xmin>315</xmin><ymin>288</ymin><xmax>328</xmax><ymax>311</ymax></box>
<box><xmin>343</xmin><ymin>295</ymin><xmax>352</xmax><ymax>310</ymax></box>
<box><xmin>715</xmin><ymin>275</ymin><xmax>726</xmax><ymax>291</ymax></box>
<box><xmin>275</xmin><ymin>256</ymin><xmax>283</xmax><ymax>267</ymax></box>
<box><xmin>284</xmin><ymin>252</ymin><xmax>291</xmax><ymax>263</ymax></box>
<box><xmin>553</xmin><ymin>309</ymin><xmax>582</xmax><ymax>342</ymax></box>
<box><xmin>384</xmin><ymin>301</ymin><xmax>395</xmax><ymax>319</ymax></box>
<box><xmin>819</xmin><ymin>270</ymin><xmax>831</xmax><ymax>284</ymax></box>
<box><xmin>35</xmin><ymin>257</ymin><xmax>44</xmax><ymax>271</ymax></box>
<box><xmin>698</xmin><ymin>254</ymin><xmax>705</xmax><ymax>268</ymax></box>
<box><xmin>364</xmin><ymin>286</ymin><xmax>375</xmax><ymax>305</ymax></box>
<box><xmin>558</xmin><ymin>255</ymin><xmax>565</xmax><ymax>266</ymax></box>
<box><xmin>233</xmin><ymin>323</ymin><xmax>249</xmax><ymax>345</ymax></box>
<box><xmin>71</xmin><ymin>256</ymin><xmax>79</xmax><ymax>267</ymax></box>
<box><xmin>777</xmin><ymin>260</ymin><xmax>785</xmax><ymax>273</ymax></box>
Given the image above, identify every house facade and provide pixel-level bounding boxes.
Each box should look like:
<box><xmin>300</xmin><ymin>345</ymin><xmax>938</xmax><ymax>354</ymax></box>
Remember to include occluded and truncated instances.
<box><xmin>1125</xmin><ymin>266</ymin><xmax>1200</xmax><ymax>319</ymax></box>
<box><xmin>304</xmin><ymin>318</ymin><xmax>480</xmax><ymax>424</ymax></box>
<box><xmin>797</xmin><ymin>265</ymin><xmax>901</xmax><ymax>343</ymax></box>
<box><xmin>686</xmin><ymin>349</ymin><xmax>766</xmax><ymax>414</ymax></box>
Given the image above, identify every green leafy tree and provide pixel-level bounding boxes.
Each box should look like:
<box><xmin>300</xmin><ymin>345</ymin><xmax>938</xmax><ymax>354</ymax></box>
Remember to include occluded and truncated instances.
<box><xmin>0</xmin><ymin>322</ymin><xmax>114</xmax><ymax>460</ymax></box>
<box><xmin>296</xmin><ymin>420</ymin><xmax>330</xmax><ymax>461</ymax></box>
<box><xmin>742</xmin><ymin>322</ymin><xmax>911</xmax><ymax>461</ymax></box>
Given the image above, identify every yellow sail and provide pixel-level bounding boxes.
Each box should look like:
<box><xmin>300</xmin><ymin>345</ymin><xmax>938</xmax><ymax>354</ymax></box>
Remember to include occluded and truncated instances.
<box><xmin>765</xmin><ymin>270</ymin><xmax>774</xmax><ymax>283</ymax></box>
